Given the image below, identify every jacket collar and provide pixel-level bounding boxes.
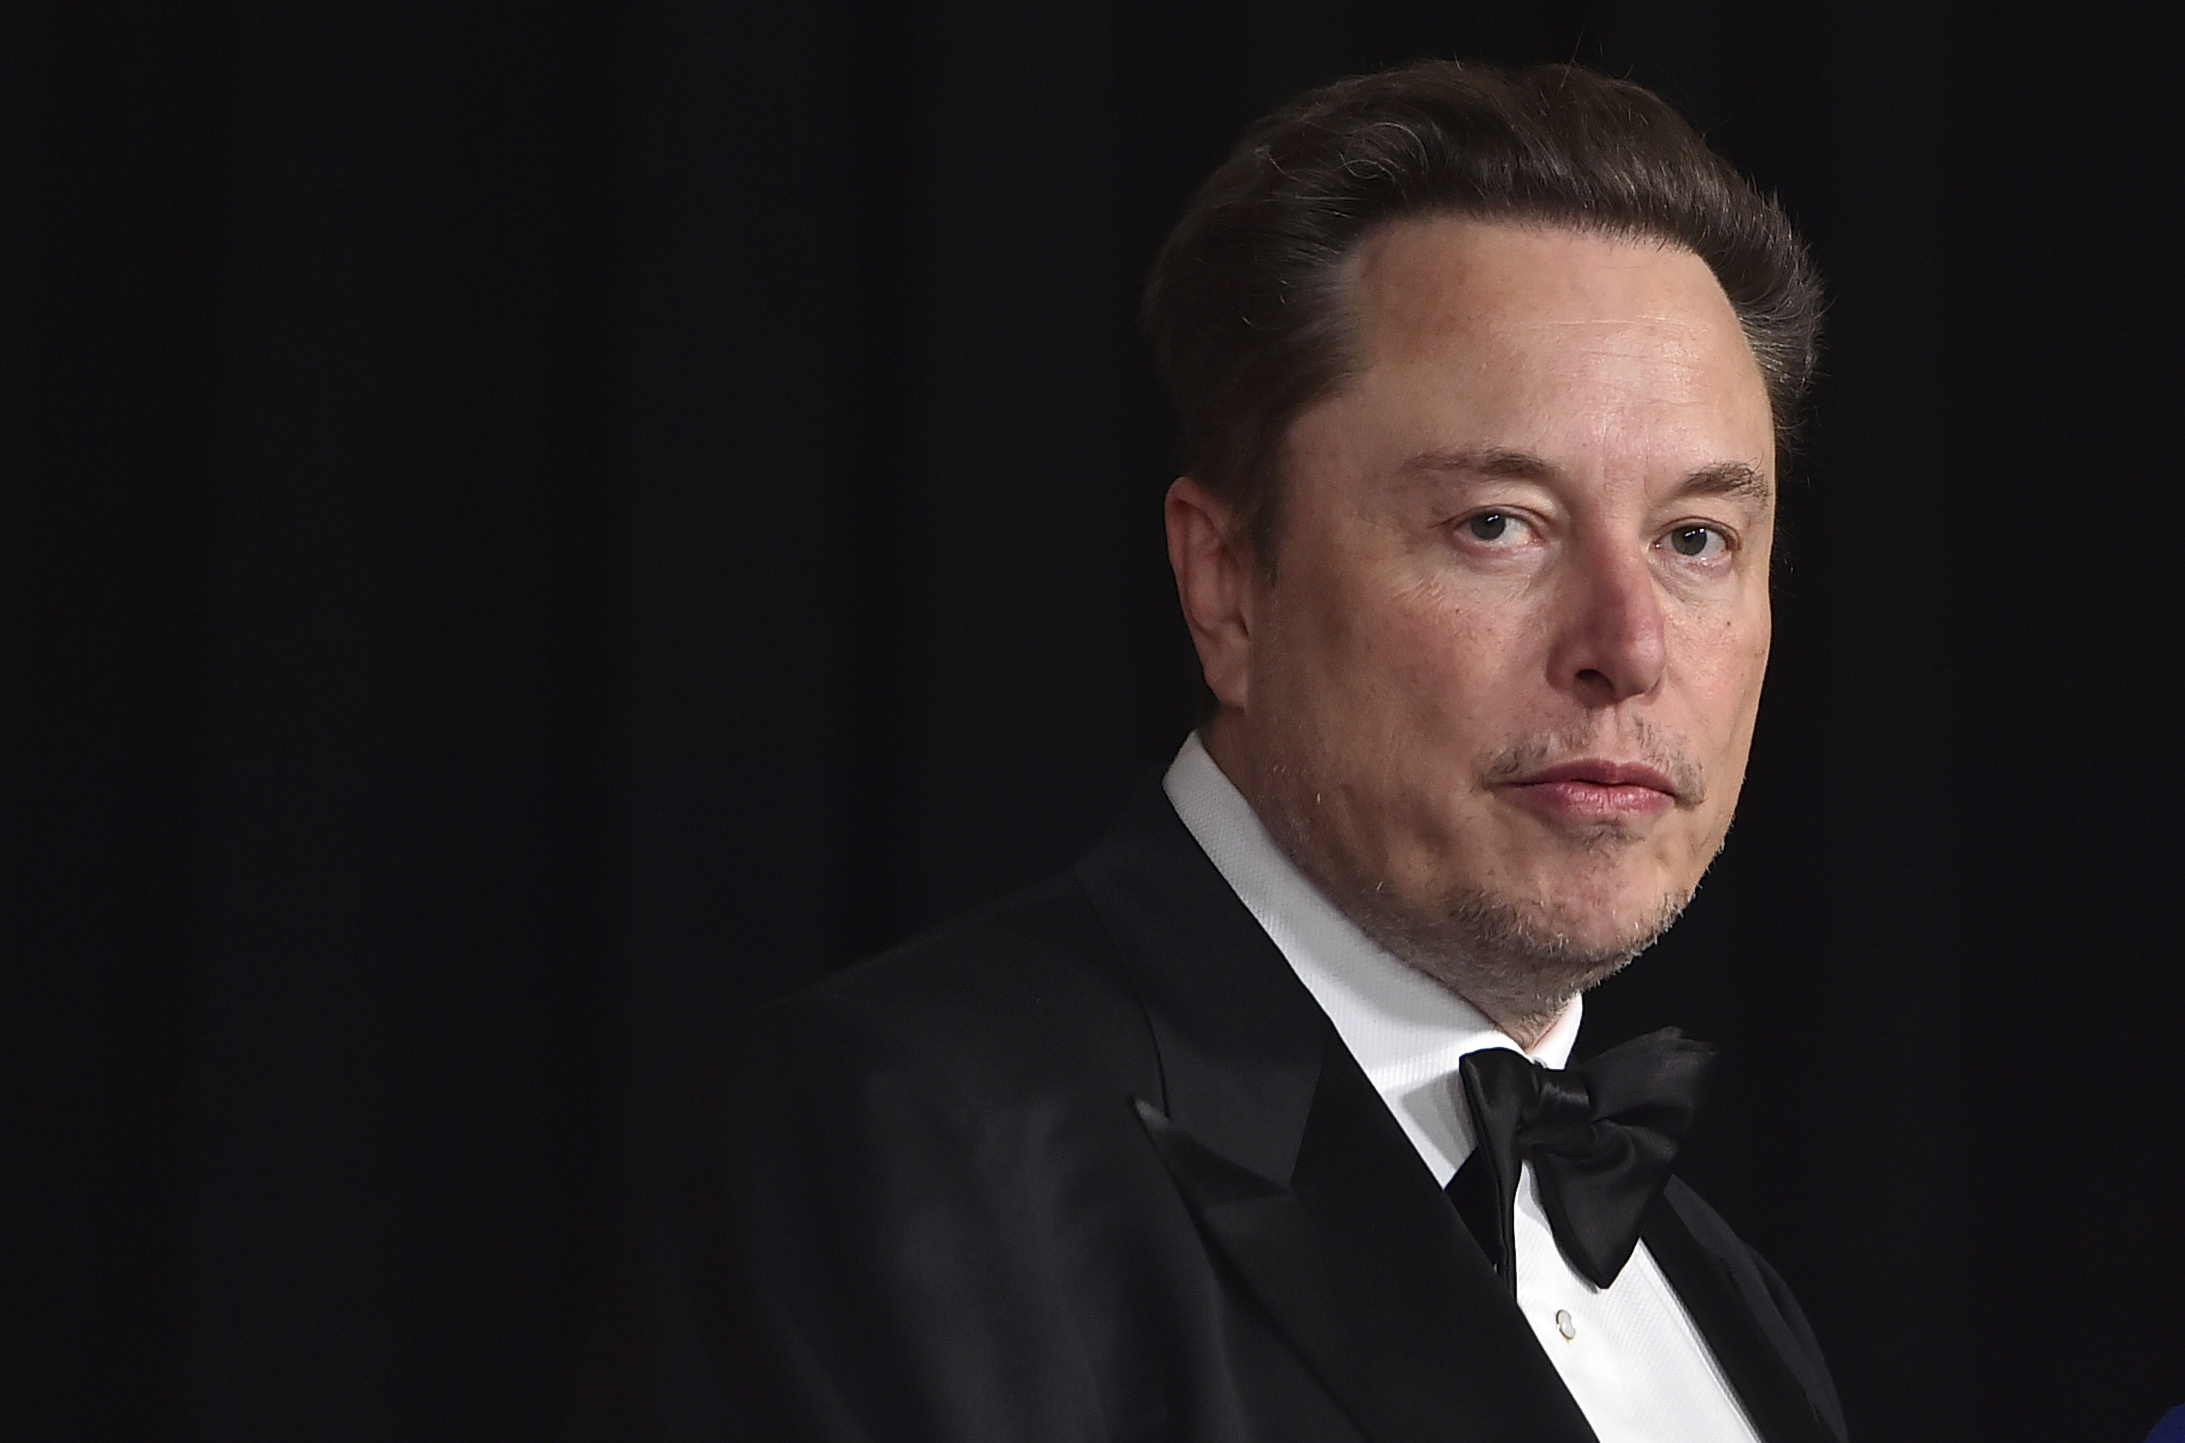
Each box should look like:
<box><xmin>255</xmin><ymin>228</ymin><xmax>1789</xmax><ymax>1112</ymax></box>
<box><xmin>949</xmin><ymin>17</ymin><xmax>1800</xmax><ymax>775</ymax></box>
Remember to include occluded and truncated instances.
<box><xmin>1075</xmin><ymin>774</ymin><xmax>1327</xmax><ymax>1186</ymax></box>
<box><xmin>1076</xmin><ymin>780</ymin><xmax>1598</xmax><ymax>1443</ymax></box>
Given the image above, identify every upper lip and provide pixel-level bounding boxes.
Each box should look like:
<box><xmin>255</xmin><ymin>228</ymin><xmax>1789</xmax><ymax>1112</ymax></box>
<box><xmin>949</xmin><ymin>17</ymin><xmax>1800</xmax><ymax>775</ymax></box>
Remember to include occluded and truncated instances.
<box><xmin>1505</xmin><ymin>759</ymin><xmax>1679</xmax><ymax>795</ymax></box>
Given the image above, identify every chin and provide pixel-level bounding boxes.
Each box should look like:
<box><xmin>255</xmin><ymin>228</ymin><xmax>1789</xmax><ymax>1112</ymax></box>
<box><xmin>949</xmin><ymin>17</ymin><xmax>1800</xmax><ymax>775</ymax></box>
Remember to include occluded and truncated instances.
<box><xmin>1473</xmin><ymin>881</ymin><xmax>1686</xmax><ymax>962</ymax></box>
<box><xmin>1497</xmin><ymin>845</ymin><xmax>1686</xmax><ymax>928</ymax></box>
<box><xmin>1345</xmin><ymin>877</ymin><xmax>1685</xmax><ymax>1034</ymax></box>
<box><xmin>1546</xmin><ymin>908</ymin><xmax>1679</xmax><ymax>963</ymax></box>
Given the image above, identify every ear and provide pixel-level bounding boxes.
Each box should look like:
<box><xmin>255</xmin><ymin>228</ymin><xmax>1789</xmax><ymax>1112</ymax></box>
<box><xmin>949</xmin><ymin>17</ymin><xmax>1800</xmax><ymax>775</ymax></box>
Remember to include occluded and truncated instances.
<box><xmin>1164</xmin><ymin>477</ymin><xmax>1259</xmax><ymax>711</ymax></box>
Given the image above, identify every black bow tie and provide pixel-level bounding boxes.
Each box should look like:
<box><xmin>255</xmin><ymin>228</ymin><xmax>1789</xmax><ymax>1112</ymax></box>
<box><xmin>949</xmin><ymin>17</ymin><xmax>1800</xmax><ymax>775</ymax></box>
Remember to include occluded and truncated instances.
<box><xmin>1444</xmin><ymin>1028</ymin><xmax>1715</xmax><ymax>1291</ymax></box>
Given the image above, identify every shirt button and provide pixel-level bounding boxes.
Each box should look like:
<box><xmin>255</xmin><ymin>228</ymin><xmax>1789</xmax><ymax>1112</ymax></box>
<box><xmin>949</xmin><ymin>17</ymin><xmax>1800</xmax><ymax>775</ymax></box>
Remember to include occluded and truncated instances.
<box><xmin>1554</xmin><ymin>1309</ymin><xmax>1576</xmax><ymax>1340</ymax></box>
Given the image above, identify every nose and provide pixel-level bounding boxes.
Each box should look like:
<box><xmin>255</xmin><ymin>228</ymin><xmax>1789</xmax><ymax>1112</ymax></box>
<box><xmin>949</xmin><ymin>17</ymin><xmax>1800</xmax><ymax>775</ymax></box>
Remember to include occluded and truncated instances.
<box><xmin>1548</xmin><ymin>542</ymin><xmax>1667</xmax><ymax>706</ymax></box>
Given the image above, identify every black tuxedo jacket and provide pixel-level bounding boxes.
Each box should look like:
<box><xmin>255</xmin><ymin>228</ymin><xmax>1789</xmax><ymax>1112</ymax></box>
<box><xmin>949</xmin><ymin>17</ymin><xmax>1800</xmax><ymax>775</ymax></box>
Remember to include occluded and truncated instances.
<box><xmin>585</xmin><ymin>781</ymin><xmax>1848</xmax><ymax>1442</ymax></box>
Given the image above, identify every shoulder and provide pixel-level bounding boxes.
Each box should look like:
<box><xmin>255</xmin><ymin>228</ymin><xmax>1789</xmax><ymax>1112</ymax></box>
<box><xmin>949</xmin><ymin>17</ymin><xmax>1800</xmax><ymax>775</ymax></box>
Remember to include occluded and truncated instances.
<box><xmin>811</xmin><ymin>870</ymin><xmax>1136</xmax><ymax>1031</ymax></box>
<box><xmin>651</xmin><ymin>874</ymin><xmax>1173</xmax><ymax>1442</ymax></box>
<box><xmin>707</xmin><ymin>868</ymin><xmax>1163</xmax><ymax>1149</ymax></box>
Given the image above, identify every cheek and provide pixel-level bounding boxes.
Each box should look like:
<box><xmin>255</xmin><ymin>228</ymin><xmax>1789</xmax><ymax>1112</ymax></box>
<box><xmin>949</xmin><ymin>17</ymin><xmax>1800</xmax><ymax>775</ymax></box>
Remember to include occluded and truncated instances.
<box><xmin>1338</xmin><ymin>585</ymin><xmax>1524</xmax><ymax>756</ymax></box>
<box><xmin>1676</xmin><ymin>610</ymin><xmax>1771</xmax><ymax>751</ymax></box>
<box><xmin>1727</xmin><ymin>611</ymin><xmax>1772</xmax><ymax>713</ymax></box>
<box><xmin>1258</xmin><ymin>529</ymin><xmax>1536</xmax><ymax>764</ymax></box>
<box><xmin>1263</xmin><ymin>548</ymin><xmax>1382</xmax><ymax>684</ymax></box>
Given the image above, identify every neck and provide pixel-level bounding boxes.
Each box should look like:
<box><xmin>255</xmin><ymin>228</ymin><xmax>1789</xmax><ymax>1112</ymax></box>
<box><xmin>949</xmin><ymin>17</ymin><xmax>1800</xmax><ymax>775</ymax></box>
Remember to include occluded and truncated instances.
<box><xmin>1460</xmin><ymin>995</ymin><xmax>1567</xmax><ymax>1053</ymax></box>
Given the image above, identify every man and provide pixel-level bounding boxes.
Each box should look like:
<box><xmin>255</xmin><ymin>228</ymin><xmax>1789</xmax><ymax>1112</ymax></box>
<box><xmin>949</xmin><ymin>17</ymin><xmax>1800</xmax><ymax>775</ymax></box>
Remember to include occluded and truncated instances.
<box><xmin>588</xmin><ymin>59</ymin><xmax>1843</xmax><ymax>1443</ymax></box>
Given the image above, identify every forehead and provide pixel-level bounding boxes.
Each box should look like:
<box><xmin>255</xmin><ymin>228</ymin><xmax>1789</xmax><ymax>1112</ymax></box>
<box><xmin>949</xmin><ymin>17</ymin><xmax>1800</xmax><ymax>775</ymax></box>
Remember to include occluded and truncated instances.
<box><xmin>1321</xmin><ymin>217</ymin><xmax>1772</xmax><ymax>474</ymax></box>
<box><xmin>1345</xmin><ymin>217</ymin><xmax>1744</xmax><ymax>361</ymax></box>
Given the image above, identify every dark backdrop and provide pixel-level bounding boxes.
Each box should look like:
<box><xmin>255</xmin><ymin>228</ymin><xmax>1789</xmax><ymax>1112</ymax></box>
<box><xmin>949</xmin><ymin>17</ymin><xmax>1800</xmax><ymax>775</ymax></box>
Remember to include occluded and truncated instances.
<box><xmin>9</xmin><ymin>2</ymin><xmax>2181</xmax><ymax>1439</ymax></box>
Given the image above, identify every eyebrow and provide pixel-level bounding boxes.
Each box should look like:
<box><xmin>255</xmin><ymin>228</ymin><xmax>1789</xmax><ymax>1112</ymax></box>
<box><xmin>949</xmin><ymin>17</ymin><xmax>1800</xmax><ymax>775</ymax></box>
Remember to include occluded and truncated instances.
<box><xmin>1400</xmin><ymin>446</ymin><xmax>1555</xmax><ymax>481</ymax></box>
<box><xmin>1399</xmin><ymin>447</ymin><xmax>1773</xmax><ymax>504</ymax></box>
<box><xmin>1678</xmin><ymin>460</ymin><xmax>1773</xmax><ymax>504</ymax></box>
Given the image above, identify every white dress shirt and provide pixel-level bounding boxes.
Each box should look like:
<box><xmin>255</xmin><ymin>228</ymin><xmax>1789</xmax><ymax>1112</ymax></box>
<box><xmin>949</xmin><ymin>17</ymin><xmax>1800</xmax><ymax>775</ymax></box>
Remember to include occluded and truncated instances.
<box><xmin>1164</xmin><ymin>733</ymin><xmax>1762</xmax><ymax>1443</ymax></box>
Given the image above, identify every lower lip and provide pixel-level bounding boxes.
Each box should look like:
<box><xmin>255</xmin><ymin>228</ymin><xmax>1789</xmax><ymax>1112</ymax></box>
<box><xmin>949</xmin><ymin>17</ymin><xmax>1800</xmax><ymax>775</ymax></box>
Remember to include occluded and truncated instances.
<box><xmin>1501</xmin><ymin>780</ymin><xmax>1676</xmax><ymax>824</ymax></box>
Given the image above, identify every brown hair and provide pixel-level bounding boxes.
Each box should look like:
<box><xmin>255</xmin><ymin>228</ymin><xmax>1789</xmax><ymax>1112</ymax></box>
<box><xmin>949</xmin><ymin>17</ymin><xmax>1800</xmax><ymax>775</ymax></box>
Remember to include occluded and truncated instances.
<box><xmin>1143</xmin><ymin>60</ymin><xmax>1824</xmax><ymax>561</ymax></box>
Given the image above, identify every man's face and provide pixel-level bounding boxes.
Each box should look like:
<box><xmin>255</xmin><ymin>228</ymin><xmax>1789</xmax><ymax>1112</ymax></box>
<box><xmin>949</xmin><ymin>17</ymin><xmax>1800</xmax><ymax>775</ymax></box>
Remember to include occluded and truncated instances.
<box><xmin>1179</xmin><ymin>218</ymin><xmax>1776</xmax><ymax>1029</ymax></box>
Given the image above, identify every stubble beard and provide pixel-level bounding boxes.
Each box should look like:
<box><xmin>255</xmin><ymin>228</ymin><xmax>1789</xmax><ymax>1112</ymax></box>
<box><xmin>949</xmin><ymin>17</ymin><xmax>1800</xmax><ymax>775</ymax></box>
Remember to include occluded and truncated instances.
<box><xmin>1243</xmin><ymin>725</ymin><xmax>1717</xmax><ymax>1044</ymax></box>
<box><xmin>1332</xmin><ymin>860</ymin><xmax>1691</xmax><ymax>1043</ymax></box>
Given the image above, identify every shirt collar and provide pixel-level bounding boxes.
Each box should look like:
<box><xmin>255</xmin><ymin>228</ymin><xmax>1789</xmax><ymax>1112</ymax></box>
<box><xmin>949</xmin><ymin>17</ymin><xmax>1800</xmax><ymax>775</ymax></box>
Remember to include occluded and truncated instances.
<box><xmin>1162</xmin><ymin>731</ymin><xmax>1580</xmax><ymax>1184</ymax></box>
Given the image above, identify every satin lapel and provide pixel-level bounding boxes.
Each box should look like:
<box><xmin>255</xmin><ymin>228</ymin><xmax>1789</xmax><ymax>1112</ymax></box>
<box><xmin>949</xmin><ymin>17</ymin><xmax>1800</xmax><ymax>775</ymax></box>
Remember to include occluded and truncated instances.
<box><xmin>1078</xmin><ymin>784</ymin><xmax>1596</xmax><ymax>1443</ymax></box>
<box><xmin>1075</xmin><ymin>781</ymin><xmax>1323</xmax><ymax>1185</ymax></box>
<box><xmin>1642</xmin><ymin>1186</ymin><xmax>1845</xmax><ymax>1443</ymax></box>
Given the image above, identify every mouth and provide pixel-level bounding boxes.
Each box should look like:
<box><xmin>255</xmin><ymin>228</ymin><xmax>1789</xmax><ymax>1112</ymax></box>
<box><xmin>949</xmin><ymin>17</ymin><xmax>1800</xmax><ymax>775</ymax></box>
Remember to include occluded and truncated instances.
<box><xmin>1496</xmin><ymin>758</ymin><xmax>1682</xmax><ymax>824</ymax></box>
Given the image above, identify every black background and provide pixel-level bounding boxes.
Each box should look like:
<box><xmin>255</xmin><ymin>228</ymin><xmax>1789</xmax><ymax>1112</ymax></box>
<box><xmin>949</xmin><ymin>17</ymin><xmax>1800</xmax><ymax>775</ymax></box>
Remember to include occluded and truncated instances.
<box><xmin>9</xmin><ymin>2</ymin><xmax>2181</xmax><ymax>1439</ymax></box>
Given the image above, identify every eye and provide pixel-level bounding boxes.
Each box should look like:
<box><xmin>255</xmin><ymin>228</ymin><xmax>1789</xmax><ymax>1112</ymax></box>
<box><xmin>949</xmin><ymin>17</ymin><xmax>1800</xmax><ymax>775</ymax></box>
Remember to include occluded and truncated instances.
<box><xmin>1663</xmin><ymin>524</ymin><xmax>1729</xmax><ymax>559</ymax></box>
<box><xmin>1450</xmin><ymin>509</ymin><xmax>1546</xmax><ymax>559</ymax></box>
